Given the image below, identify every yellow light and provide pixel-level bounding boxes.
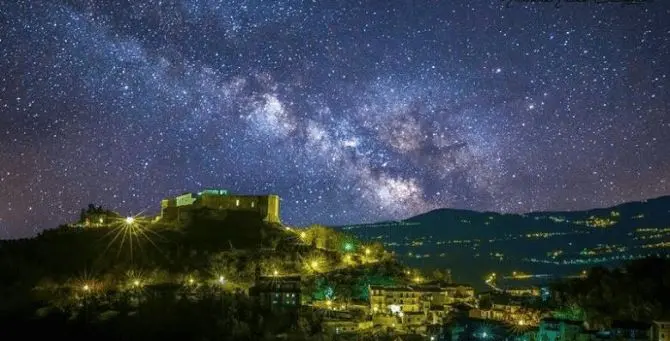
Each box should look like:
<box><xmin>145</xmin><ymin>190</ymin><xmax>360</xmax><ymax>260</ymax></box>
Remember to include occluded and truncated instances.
<box><xmin>133</xmin><ymin>280</ymin><xmax>140</xmax><ymax>286</ymax></box>
<box><xmin>125</xmin><ymin>216</ymin><xmax>135</xmax><ymax>224</ymax></box>
<box><xmin>189</xmin><ymin>278</ymin><xmax>194</xmax><ymax>284</ymax></box>
<box><xmin>365</xmin><ymin>248</ymin><xmax>371</xmax><ymax>255</ymax></box>
<box><xmin>273</xmin><ymin>270</ymin><xmax>279</xmax><ymax>276</ymax></box>
<box><xmin>300</xmin><ymin>232</ymin><xmax>307</xmax><ymax>239</ymax></box>
<box><xmin>219</xmin><ymin>275</ymin><xmax>225</xmax><ymax>283</ymax></box>
<box><xmin>99</xmin><ymin>218</ymin><xmax>104</xmax><ymax>224</ymax></box>
<box><xmin>518</xmin><ymin>320</ymin><xmax>525</xmax><ymax>326</ymax></box>
<box><xmin>414</xmin><ymin>276</ymin><xmax>421</xmax><ymax>283</ymax></box>
<box><xmin>83</xmin><ymin>284</ymin><xmax>90</xmax><ymax>291</ymax></box>
<box><xmin>311</xmin><ymin>261</ymin><xmax>319</xmax><ymax>269</ymax></box>
<box><xmin>326</xmin><ymin>300</ymin><xmax>332</xmax><ymax>306</ymax></box>
<box><xmin>512</xmin><ymin>271</ymin><xmax>517</xmax><ymax>276</ymax></box>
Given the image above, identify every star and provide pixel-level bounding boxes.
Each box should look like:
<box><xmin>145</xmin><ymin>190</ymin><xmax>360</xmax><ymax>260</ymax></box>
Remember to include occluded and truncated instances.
<box><xmin>0</xmin><ymin>0</ymin><xmax>668</xmax><ymax>237</ymax></box>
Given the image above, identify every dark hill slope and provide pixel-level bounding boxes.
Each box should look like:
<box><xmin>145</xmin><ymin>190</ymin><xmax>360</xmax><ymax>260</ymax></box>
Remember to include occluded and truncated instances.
<box><xmin>336</xmin><ymin>196</ymin><xmax>670</xmax><ymax>288</ymax></box>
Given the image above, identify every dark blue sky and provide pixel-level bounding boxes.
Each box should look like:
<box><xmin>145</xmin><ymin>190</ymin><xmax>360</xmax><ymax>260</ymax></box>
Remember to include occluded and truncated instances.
<box><xmin>1</xmin><ymin>0</ymin><xmax>668</xmax><ymax>238</ymax></box>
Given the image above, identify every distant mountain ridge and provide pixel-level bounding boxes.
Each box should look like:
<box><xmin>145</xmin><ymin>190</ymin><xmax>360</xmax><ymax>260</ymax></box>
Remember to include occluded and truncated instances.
<box><xmin>334</xmin><ymin>195</ymin><xmax>670</xmax><ymax>288</ymax></box>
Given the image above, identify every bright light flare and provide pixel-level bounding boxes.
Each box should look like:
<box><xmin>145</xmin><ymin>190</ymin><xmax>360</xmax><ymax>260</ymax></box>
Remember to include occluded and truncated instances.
<box><xmin>99</xmin><ymin>212</ymin><xmax>165</xmax><ymax>262</ymax></box>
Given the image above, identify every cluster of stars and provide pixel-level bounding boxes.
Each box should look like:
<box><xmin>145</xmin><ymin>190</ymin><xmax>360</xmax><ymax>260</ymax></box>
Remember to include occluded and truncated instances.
<box><xmin>0</xmin><ymin>1</ymin><xmax>668</xmax><ymax>237</ymax></box>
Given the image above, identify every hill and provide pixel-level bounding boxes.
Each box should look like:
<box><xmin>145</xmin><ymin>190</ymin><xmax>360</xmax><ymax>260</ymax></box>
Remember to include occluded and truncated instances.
<box><xmin>0</xmin><ymin>206</ymin><xmax>407</xmax><ymax>315</ymax></box>
<box><xmin>335</xmin><ymin>195</ymin><xmax>670</xmax><ymax>289</ymax></box>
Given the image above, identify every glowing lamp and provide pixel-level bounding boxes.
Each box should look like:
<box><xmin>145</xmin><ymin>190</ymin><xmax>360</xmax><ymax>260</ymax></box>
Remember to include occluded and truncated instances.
<box><xmin>125</xmin><ymin>216</ymin><xmax>135</xmax><ymax>224</ymax></box>
<box><xmin>83</xmin><ymin>284</ymin><xmax>90</xmax><ymax>291</ymax></box>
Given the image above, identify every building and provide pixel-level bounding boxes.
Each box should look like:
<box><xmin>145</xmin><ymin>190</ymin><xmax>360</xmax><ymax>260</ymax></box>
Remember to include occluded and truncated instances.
<box><xmin>248</xmin><ymin>275</ymin><xmax>301</xmax><ymax>311</ymax></box>
<box><xmin>441</xmin><ymin>283</ymin><xmax>476</xmax><ymax>305</ymax></box>
<box><xmin>610</xmin><ymin>320</ymin><xmax>652</xmax><ymax>340</ymax></box>
<box><xmin>653</xmin><ymin>321</ymin><xmax>670</xmax><ymax>341</ymax></box>
<box><xmin>370</xmin><ymin>285</ymin><xmax>424</xmax><ymax>313</ymax></box>
<box><xmin>504</xmin><ymin>287</ymin><xmax>540</xmax><ymax>297</ymax></box>
<box><xmin>160</xmin><ymin>189</ymin><xmax>280</xmax><ymax>223</ymax></box>
<box><xmin>444</xmin><ymin>316</ymin><xmax>537</xmax><ymax>341</ymax></box>
<box><xmin>537</xmin><ymin>317</ymin><xmax>588</xmax><ymax>341</ymax></box>
<box><xmin>323</xmin><ymin>320</ymin><xmax>373</xmax><ymax>335</ymax></box>
<box><xmin>369</xmin><ymin>283</ymin><xmax>475</xmax><ymax>315</ymax></box>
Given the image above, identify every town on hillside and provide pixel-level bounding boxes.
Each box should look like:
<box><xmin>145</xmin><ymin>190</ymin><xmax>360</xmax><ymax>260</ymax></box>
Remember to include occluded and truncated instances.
<box><xmin>1</xmin><ymin>189</ymin><xmax>669</xmax><ymax>341</ymax></box>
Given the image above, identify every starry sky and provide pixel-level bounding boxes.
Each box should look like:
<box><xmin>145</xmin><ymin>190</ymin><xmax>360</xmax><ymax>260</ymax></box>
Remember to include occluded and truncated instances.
<box><xmin>1</xmin><ymin>0</ymin><xmax>669</xmax><ymax>238</ymax></box>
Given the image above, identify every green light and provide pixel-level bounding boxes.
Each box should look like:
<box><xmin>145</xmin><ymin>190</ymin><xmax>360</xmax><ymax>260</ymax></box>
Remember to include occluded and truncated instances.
<box><xmin>344</xmin><ymin>242</ymin><xmax>354</xmax><ymax>251</ymax></box>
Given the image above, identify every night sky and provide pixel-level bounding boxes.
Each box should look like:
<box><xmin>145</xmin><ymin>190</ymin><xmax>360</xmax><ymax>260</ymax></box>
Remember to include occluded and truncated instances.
<box><xmin>1</xmin><ymin>1</ymin><xmax>669</xmax><ymax>238</ymax></box>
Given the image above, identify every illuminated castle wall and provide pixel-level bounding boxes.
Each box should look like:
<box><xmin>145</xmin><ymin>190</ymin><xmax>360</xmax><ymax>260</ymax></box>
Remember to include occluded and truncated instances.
<box><xmin>160</xmin><ymin>189</ymin><xmax>280</xmax><ymax>223</ymax></box>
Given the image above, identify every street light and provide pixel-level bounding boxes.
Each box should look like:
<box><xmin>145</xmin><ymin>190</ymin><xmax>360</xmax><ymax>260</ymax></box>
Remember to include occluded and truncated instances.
<box><xmin>125</xmin><ymin>216</ymin><xmax>135</xmax><ymax>225</ymax></box>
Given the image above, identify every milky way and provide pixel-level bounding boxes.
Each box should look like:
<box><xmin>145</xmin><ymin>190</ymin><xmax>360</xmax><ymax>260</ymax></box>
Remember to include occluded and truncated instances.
<box><xmin>1</xmin><ymin>1</ymin><xmax>669</xmax><ymax>237</ymax></box>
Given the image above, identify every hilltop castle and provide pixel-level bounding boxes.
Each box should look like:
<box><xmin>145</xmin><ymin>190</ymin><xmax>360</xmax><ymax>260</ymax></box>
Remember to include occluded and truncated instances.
<box><xmin>160</xmin><ymin>189</ymin><xmax>281</xmax><ymax>224</ymax></box>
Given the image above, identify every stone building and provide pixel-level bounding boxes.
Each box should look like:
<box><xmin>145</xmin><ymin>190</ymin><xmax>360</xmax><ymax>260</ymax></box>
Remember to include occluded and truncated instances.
<box><xmin>160</xmin><ymin>189</ymin><xmax>280</xmax><ymax>223</ymax></box>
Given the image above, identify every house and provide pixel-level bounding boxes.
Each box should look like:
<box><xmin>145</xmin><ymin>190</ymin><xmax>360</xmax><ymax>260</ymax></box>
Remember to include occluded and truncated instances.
<box><xmin>444</xmin><ymin>316</ymin><xmax>536</xmax><ymax>341</ymax></box>
<box><xmin>323</xmin><ymin>319</ymin><xmax>373</xmax><ymax>334</ymax></box>
<box><xmin>248</xmin><ymin>275</ymin><xmax>300</xmax><ymax>311</ymax></box>
<box><xmin>369</xmin><ymin>285</ymin><xmax>424</xmax><ymax>313</ymax></box>
<box><xmin>652</xmin><ymin>321</ymin><xmax>670</xmax><ymax>341</ymax></box>
<box><xmin>610</xmin><ymin>320</ymin><xmax>652</xmax><ymax>340</ymax></box>
<box><xmin>537</xmin><ymin>317</ymin><xmax>588</xmax><ymax>341</ymax></box>
<box><xmin>369</xmin><ymin>283</ymin><xmax>475</xmax><ymax>315</ymax></box>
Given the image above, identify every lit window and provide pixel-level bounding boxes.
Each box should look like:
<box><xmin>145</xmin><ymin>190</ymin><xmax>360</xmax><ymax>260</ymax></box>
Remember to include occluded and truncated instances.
<box><xmin>236</xmin><ymin>199</ymin><xmax>240</xmax><ymax>207</ymax></box>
